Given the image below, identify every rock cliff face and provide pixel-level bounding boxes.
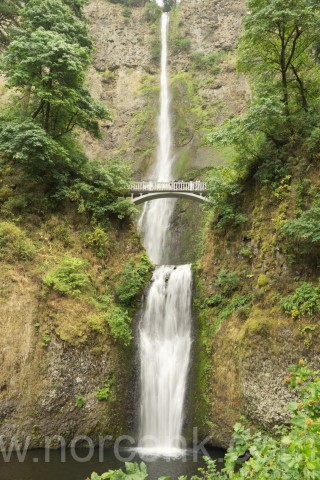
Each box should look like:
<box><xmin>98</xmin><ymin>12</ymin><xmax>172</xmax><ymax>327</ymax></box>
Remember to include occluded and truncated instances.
<box><xmin>193</xmin><ymin>175</ymin><xmax>320</xmax><ymax>447</ymax></box>
<box><xmin>0</xmin><ymin>187</ymin><xmax>145</xmax><ymax>446</ymax></box>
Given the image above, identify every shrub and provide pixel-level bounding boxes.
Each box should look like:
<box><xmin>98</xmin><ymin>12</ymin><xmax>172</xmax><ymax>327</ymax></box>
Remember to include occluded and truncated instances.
<box><xmin>96</xmin><ymin>379</ymin><xmax>113</xmax><ymax>401</ymax></box>
<box><xmin>173</xmin><ymin>37</ymin><xmax>191</xmax><ymax>53</ymax></box>
<box><xmin>87</xmin><ymin>315</ymin><xmax>105</xmax><ymax>334</ymax></box>
<box><xmin>216</xmin><ymin>205</ymin><xmax>247</xmax><ymax>229</ymax></box>
<box><xmin>116</xmin><ymin>255</ymin><xmax>153</xmax><ymax>308</ymax></box>
<box><xmin>122</xmin><ymin>7</ymin><xmax>131</xmax><ymax>18</ymax></box>
<box><xmin>280</xmin><ymin>282</ymin><xmax>320</xmax><ymax>319</ymax></box>
<box><xmin>142</xmin><ymin>1</ymin><xmax>162</xmax><ymax>23</ymax></box>
<box><xmin>151</xmin><ymin>39</ymin><xmax>161</xmax><ymax>60</ymax></box>
<box><xmin>192</xmin><ymin>52</ymin><xmax>221</xmax><ymax>75</ymax></box>
<box><xmin>207</xmin><ymin>170</ymin><xmax>247</xmax><ymax>229</ymax></box>
<box><xmin>75</xmin><ymin>395</ymin><xmax>85</xmax><ymax>409</ymax></box>
<box><xmin>257</xmin><ymin>274</ymin><xmax>269</xmax><ymax>287</ymax></box>
<box><xmin>67</xmin><ymin>159</ymin><xmax>136</xmax><ymax>224</ymax></box>
<box><xmin>84</xmin><ymin>226</ymin><xmax>109</xmax><ymax>258</ymax></box>
<box><xmin>107</xmin><ymin>306</ymin><xmax>133</xmax><ymax>346</ymax></box>
<box><xmin>97</xmin><ymin>294</ymin><xmax>133</xmax><ymax>346</ymax></box>
<box><xmin>43</xmin><ymin>256</ymin><xmax>90</xmax><ymax>297</ymax></box>
<box><xmin>87</xmin><ymin>462</ymin><xmax>147</xmax><ymax>480</ymax></box>
<box><xmin>280</xmin><ymin>205</ymin><xmax>320</xmax><ymax>254</ymax></box>
<box><xmin>0</xmin><ymin>221</ymin><xmax>36</xmax><ymax>261</ymax></box>
<box><xmin>215</xmin><ymin>269</ymin><xmax>241</xmax><ymax>296</ymax></box>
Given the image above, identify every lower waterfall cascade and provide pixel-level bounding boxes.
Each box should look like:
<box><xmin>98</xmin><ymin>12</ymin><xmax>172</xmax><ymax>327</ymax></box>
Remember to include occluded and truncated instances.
<box><xmin>138</xmin><ymin>265</ymin><xmax>193</xmax><ymax>454</ymax></box>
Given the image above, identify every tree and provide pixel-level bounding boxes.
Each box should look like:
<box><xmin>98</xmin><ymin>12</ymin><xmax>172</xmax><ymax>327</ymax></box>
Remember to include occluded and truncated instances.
<box><xmin>239</xmin><ymin>0</ymin><xmax>320</xmax><ymax>115</ymax></box>
<box><xmin>2</xmin><ymin>0</ymin><xmax>108</xmax><ymax>137</ymax></box>
<box><xmin>208</xmin><ymin>0</ymin><xmax>320</xmax><ymax>183</ymax></box>
<box><xmin>0</xmin><ymin>0</ymin><xmax>22</xmax><ymax>46</ymax></box>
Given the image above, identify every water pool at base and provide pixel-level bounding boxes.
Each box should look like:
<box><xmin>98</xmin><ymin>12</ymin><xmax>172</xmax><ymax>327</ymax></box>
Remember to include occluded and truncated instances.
<box><xmin>0</xmin><ymin>447</ymin><xmax>225</xmax><ymax>480</ymax></box>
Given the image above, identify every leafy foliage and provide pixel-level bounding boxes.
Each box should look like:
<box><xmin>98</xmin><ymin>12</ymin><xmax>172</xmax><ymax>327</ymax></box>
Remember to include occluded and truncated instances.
<box><xmin>192</xmin><ymin>52</ymin><xmax>221</xmax><ymax>75</ymax></box>
<box><xmin>0</xmin><ymin>119</ymin><xmax>80</xmax><ymax>187</ymax></box>
<box><xmin>97</xmin><ymin>294</ymin><xmax>133</xmax><ymax>346</ymax></box>
<box><xmin>83</xmin><ymin>227</ymin><xmax>109</xmax><ymax>258</ymax></box>
<box><xmin>67</xmin><ymin>159</ymin><xmax>137</xmax><ymax>224</ymax></box>
<box><xmin>75</xmin><ymin>394</ymin><xmax>85</xmax><ymax>409</ymax></box>
<box><xmin>43</xmin><ymin>256</ymin><xmax>90</xmax><ymax>297</ymax></box>
<box><xmin>87</xmin><ymin>462</ymin><xmax>148</xmax><ymax>480</ymax></box>
<box><xmin>280</xmin><ymin>204</ymin><xmax>320</xmax><ymax>254</ymax></box>
<box><xmin>239</xmin><ymin>0</ymin><xmax>320</xmax><ymax>116</ymax></box>
<box><xmin>0</xmin><ymin>0</ymin><xmax>21</xmax><ymax>46</ymax></box>
<box><xmin>96</xmin><ymin>378</ymin><xmax>113</xmax><ymax>401</ymax></box>
<box><xmin>2</xmin><ymin>0</ymin><xmax>108</xmax><ymax>137</ymax></box>
<box><xmin>215</xmin><ymin>269</ymin><xmax>241</xmax><ymax>297</ymax></box>
<box><xmin>207</xmin><ymin>0</ymin><xmax>320</xmax><ymax>187</ymax></box>
<box><xmin>0</xmin><ymin>221</ymin><xmax>36</xmax><ymax>261</ymax></box>
<box><xmin>116</xmin><ymin>255</ymin><xmax>153</xmax><ymax>308</ymax></box>
<box><xmin>280</xmin><ymin>282</ymin><xmax>320</xmax><ymax>319</ymax></box>
<box><xmin>142</xmin><ymin>1</ymin><xmax>162</xmax><ymax>23</ymax></box>
<box><xmin>206</xmin><ymin>168</ymin><xmax>247</xmax><ymax>229</ymax></box>
<box><xmin>173</xmin><ymin>37</ymin><xmax>191</xmax><ymax>53</ymax></box>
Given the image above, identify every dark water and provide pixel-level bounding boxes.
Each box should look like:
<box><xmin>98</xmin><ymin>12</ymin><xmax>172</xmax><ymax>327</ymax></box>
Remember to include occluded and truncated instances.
<box><xmin>0</xmin><ymin>447</ymin><xmax>225</xmax><ymax>480</ymax></box>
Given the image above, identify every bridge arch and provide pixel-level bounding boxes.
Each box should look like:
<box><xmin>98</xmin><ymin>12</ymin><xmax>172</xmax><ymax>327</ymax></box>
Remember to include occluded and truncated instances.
<box><xmin>131</xmin><ymin>191</ymin><xmax>208</xmax><ymax>205</ymax></box>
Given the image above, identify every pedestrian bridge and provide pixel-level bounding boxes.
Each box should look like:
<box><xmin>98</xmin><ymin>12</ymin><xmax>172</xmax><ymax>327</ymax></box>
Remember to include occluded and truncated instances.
<box><xmin>128</xmin><ymin>181</ymin><xmax>208</xmax><ymax>205</ymax></box>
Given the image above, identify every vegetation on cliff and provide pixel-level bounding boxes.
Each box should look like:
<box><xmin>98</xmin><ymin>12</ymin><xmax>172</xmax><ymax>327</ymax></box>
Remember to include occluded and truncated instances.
<box><xmin>191</xmin><ymin>0</ymin><xmax>320</xmax><ymax>450</ymax></box>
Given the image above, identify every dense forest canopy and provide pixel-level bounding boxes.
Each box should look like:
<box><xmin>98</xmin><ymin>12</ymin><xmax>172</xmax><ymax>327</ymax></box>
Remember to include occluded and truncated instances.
<box><xmin>0</xmin><ymin>0</ymin><xmax>135</xmax><ymax>221</ymax></box>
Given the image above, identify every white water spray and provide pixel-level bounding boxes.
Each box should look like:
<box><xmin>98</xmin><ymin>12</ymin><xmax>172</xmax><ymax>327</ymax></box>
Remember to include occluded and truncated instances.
<box><xmin>138</xmin><ymin>8</ymin><xmax>193</xmax><ymax>457</ymax></box>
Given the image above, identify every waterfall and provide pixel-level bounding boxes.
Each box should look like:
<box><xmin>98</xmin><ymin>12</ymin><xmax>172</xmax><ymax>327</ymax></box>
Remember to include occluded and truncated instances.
<box><xmin>138</xmin><ymin>12</ymin><xmax>176</xmax><ymax>265</ymax></box>
<box><xmin>137</xmin><ymin>8</ymin><xmax>192</xmax><ymax>457</ymax></box>
<box><xmin>139</xmin><ymin>265</ymin><xmax>192</xmax><ymax>453</ymax></box>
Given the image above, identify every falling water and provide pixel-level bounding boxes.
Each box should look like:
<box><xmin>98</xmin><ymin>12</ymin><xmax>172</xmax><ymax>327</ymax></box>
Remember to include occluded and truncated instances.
<box><xmin>138</xmin><ymin>8</ymin><xmax>193</xmax><ymax>456</ymax></box>
<box><xmin>138</xmin><ymin>12</ymin><xmax>176</xmax><ymax>265</ymax></box>
<box><xmin>138</xmin><ymin>265</ymin><xmax>192</xmax><ymax>454</ymax></box>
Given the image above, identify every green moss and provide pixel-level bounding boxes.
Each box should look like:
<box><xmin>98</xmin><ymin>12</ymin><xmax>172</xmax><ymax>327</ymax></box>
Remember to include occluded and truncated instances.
<box><xmin>257</xmin><ymin>274</ymin><xmax>269</xmax><ymax>287</ymax></box>
<box><xmin>0</xmin><ymin>221</ymin><xmax>36</xmax><ymax>261</ymax></box>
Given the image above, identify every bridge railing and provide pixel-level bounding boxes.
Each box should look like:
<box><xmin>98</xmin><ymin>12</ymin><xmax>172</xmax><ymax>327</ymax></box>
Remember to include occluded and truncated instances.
<box><xmin>129</xmin><ymin>181</ymin><xmax>207</xmax><ymax>192</ymax></box>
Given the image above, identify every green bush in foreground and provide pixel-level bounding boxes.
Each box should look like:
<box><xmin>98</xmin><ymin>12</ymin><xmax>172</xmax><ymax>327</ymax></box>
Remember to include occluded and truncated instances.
<box><xmin>280</xmin><ymin>282</ymin><xmax>320</xmax><ymax>319</ymax></box>
<box><xmin>87</xmin><ymin>462</ymin><xmax>147</xmax><ymax>480</ymax></box>
<box><xmin>43</xmin><ymin>256</ymin><xmax>90</xmax><ymax>297</ymax></box>
<box><xmin>88</xmin><ymin>363</ymin><xmax>320</xmax><ymax>480</ymax></box>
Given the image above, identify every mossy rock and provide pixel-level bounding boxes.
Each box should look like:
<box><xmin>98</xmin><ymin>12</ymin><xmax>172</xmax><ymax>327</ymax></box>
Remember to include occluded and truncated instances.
<box><xmin>257</xmin><ymin>274</ymin><xmax>270</xmax><ymax>288</ymax></box>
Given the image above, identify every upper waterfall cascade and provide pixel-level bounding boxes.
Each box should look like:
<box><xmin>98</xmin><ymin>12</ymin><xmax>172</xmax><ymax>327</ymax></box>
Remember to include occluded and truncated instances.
<box><xmin>138</xmin><ymin>12</ymin><xmax>176</xmax><ymax>265</ymax></box>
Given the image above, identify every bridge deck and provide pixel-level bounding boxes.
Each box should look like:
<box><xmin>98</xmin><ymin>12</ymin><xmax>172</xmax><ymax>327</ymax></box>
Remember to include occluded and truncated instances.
<box><xmin>129</xmin><ymin>181</ymin><xmax>207</xmax><ymax>193</ymax></box>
